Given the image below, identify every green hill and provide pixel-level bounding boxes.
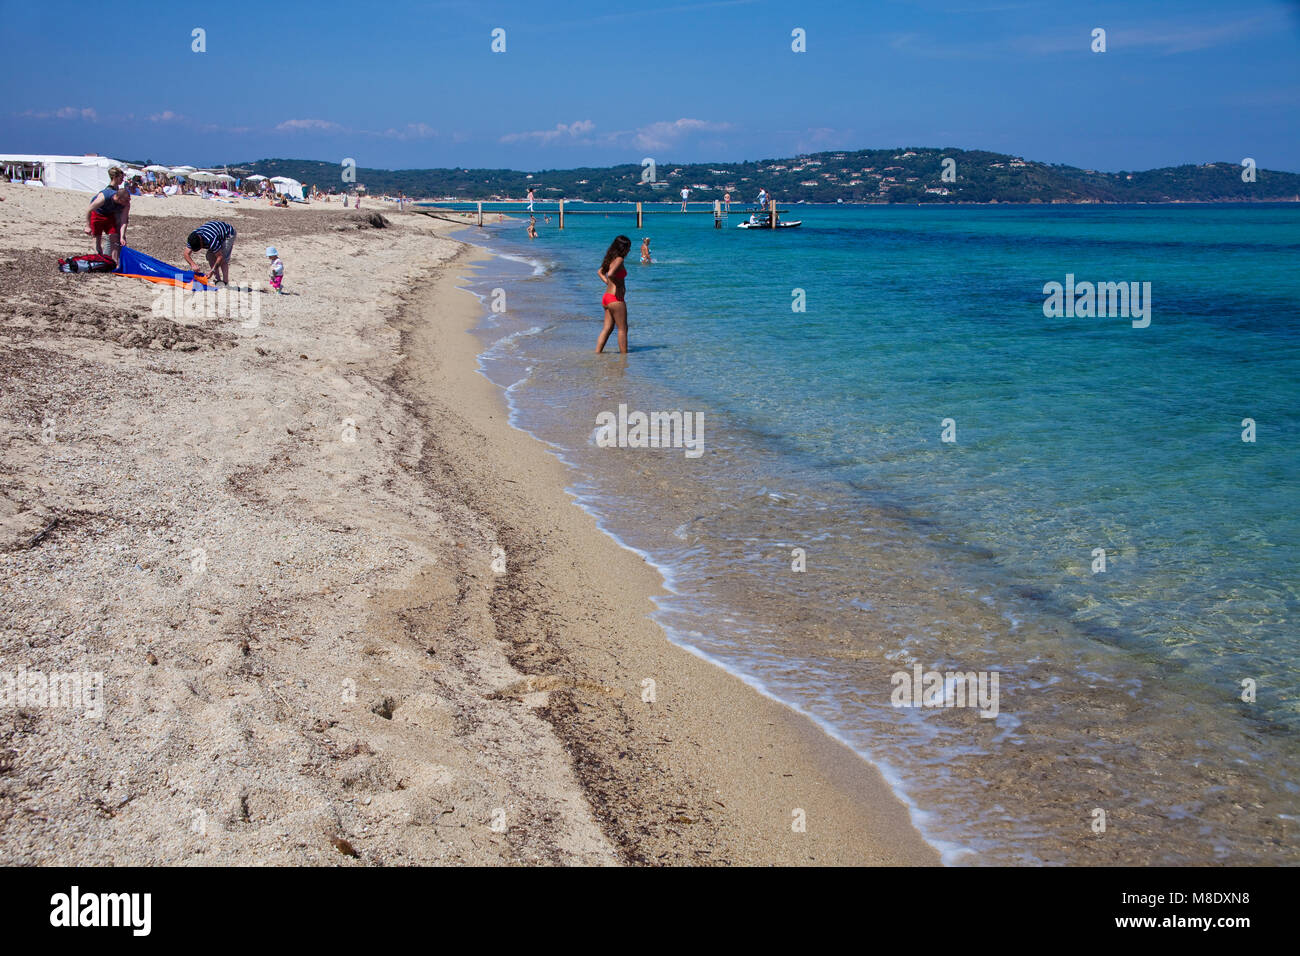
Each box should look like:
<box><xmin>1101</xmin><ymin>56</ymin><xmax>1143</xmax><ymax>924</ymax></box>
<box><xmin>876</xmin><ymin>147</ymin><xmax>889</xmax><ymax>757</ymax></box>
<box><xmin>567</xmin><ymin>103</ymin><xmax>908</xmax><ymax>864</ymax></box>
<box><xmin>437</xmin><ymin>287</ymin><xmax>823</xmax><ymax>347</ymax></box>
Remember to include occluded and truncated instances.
<box><xmin>230</xmin><ymin>149</ymin><xmax>1300</xmax><ymax>204</ymax></box>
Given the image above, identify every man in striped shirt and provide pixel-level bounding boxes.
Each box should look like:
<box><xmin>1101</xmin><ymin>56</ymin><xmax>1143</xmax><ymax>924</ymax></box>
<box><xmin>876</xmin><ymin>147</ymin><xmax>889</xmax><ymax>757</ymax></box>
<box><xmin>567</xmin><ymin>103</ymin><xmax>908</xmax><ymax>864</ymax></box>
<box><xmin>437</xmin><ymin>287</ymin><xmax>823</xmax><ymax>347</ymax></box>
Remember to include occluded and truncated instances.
<box><xmin>183</xmin><ymin>219</ymin><xmax>237</xmax><ymax>285</ymax></box>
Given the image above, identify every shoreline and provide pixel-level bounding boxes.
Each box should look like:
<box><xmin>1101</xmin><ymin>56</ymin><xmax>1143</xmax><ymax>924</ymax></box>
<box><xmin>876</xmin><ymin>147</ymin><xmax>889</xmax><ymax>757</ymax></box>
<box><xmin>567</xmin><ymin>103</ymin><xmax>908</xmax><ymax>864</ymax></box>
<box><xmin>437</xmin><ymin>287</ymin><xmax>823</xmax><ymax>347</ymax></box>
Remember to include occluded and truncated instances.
<box><xmin>389</xmin><ymin>237</ymin><xmax>941</xmax><ymax>865</ymax></box>
<box><xmin>432</xmin><ymin>210</ymin><xmax>1300</xmax><ymax>866</ymax></box>
<box><xmin>0</xmin><ymin>183</ymin><xmax>938</xmax><ymax>865</ymax></box>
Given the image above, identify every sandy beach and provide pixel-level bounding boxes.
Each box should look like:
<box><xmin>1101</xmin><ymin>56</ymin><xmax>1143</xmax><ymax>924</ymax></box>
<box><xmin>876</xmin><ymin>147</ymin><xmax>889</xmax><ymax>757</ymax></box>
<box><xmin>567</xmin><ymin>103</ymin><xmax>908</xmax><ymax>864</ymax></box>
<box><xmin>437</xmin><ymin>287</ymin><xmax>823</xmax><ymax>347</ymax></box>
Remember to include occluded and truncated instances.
<box><xmin>0</xmin><ymin>183</ymin><xmax>936</xmax><ymax>865</ymax></box>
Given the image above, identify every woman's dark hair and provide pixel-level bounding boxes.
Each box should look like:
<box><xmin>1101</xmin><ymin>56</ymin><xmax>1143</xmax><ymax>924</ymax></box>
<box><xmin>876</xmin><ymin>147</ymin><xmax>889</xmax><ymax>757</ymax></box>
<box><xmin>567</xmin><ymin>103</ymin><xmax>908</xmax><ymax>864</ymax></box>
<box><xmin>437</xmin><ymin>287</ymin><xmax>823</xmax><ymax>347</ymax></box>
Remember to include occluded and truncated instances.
<box><xmin>601</xmin><ymin>235</ymin><xmax>632</xmax><ymax>273</ymax></box>
<box><xmin>186</xmin><ymin>232</ymin><xmax>202</xmax><ymax>251</ymax></box>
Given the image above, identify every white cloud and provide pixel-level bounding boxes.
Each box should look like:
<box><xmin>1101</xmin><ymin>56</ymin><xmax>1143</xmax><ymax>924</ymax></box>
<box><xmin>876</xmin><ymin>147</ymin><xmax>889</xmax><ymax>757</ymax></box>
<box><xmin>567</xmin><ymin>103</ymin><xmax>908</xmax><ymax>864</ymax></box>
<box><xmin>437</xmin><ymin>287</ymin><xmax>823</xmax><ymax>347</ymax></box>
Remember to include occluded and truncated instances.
<box><xmin>275</xmin><ymin>117</ymin><xmax>438</xmax><ymax>140</ymax></box>
<box><xmin>276</xmin><ymin>118</ymin><xmax>344</xmax><ymax>132</ymax></box>
<box><xmin>148</xmin><ymin>111</ymin><xmax>184</xmax><ymax>123</ymax></box>
<box><xmin>629</xmin><ymin>118</ymin><xmax>729</xmax><ymax>151</ymax></box>
<box><xmin>500</xmin><ymin>119</ymin><xmax>597</xmax><ymax>144</ymax></box>
<box><xmin>20</xmin><ymin>106</ymin><xmax>98</xmax><ymax>121</ymax></box>
<box><xmin>380</xmin><ymin>122</ymin><xmax>436</xmax><ymax>140</ymax></box>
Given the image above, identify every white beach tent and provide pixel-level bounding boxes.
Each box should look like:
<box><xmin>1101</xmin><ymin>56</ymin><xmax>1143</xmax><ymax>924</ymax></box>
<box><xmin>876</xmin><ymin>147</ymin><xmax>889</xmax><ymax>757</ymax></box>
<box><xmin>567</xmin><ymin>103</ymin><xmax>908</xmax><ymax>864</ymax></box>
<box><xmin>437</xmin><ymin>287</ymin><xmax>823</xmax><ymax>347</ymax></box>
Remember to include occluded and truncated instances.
<box><xmin>269</xmin><ymin>175</ymin><xmax>305</xmax><ymax>199</ymax></box>
<box><xmin>0</xmin><ymin>153</ymin><xmax>127</xmax><ymax>191</ymax></box>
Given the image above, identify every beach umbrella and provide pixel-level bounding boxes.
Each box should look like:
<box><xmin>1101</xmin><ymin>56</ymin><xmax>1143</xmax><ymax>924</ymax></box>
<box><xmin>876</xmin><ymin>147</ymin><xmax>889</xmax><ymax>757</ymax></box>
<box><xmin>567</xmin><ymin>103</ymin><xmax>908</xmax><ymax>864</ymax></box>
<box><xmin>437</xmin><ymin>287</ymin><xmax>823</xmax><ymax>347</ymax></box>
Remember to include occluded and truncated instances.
<box><xmin>188</xmin><ymin>171</ymin><xmax>219</xmax><ymax>182</ymax></box>
<box><xmin>245</xmin><ymin>174</ymin><xmax>267</xmax><ymax>181</ymax></box>
<box><xmin>144</xmin><ymin>164</ymin><xmax>170</xmax><ymax>173</ymax></box>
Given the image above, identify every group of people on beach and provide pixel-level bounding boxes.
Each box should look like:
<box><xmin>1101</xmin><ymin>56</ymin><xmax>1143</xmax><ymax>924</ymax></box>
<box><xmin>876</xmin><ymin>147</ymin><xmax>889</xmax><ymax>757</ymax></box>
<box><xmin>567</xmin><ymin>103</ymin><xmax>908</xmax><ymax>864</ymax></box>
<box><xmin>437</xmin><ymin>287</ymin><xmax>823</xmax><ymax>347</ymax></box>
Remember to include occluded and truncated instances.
<box><xmin>180</xmin><ymin>222</ymin><xmax>285</xmax><ymax>292</ymax></box>
<box><xmin>80</xmin><ymin>168</ymin><xmax>730</xmax><ymax>358</ymax></box>
<box><xmin>80</xmin><ymin>167</ymin><xmax>284</xmax><ymax>292</ymax></box>
<box><xmin>181</xmin><ymin>222</ymin><xmax>286</xmax><ymax>292</ymax></box>
<box><xmin>87</xmin><ymin>172</ymin><xmax>659</xmax><ymax>355</ymax></box>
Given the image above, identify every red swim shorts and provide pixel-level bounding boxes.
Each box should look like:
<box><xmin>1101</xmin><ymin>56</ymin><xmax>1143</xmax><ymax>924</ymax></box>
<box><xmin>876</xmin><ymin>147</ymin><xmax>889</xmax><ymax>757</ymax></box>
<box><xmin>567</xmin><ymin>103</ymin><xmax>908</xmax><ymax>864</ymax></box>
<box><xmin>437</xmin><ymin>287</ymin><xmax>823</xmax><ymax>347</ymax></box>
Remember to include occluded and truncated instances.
<box><xmin>89</xmin><ymin>211</ymin><xmax>119</xmax><ymax>237</ymax></box>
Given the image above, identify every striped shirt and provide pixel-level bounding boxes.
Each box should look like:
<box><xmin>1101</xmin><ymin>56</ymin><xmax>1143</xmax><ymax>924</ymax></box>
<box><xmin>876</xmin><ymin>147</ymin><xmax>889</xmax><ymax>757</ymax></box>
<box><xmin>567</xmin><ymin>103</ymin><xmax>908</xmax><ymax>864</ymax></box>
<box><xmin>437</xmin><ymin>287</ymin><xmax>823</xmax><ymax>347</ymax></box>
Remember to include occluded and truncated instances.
<box><xmin>191</xmin><ymin>220</ymin><xmax>236</xmax><ymax>249</ymax></box>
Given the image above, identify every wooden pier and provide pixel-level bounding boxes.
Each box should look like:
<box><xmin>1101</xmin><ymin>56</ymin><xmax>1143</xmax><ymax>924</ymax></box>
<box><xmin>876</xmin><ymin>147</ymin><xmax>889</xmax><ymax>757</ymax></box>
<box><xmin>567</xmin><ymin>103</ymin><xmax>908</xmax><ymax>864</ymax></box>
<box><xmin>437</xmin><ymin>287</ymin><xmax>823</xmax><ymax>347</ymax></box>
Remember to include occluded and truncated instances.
<box><xmin>413</xmin><ymin>199</ymin><xmax>786</xmax><ymax>229</ymax></box>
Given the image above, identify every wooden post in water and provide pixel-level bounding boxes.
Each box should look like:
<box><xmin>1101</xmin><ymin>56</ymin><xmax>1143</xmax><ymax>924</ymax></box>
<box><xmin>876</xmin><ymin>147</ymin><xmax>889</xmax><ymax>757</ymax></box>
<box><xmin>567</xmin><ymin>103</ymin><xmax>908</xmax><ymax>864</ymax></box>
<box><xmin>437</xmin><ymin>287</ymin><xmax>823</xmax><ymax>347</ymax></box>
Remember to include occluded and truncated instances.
<box><xmin>714</xmin><ymin>200</ymin><xmax>722</xmax><ymax>228</ymax></box>
<box><xmin>559</xmin><ymin>199</ymin><xmax>565</xmax><ymax>230</ymax></box>
<box><xmin>770</xmin><ymin>199</ymin><xmax>777</xmax><ymax>229</ymax></box>
<box><xmin>477</xmin><ymin>202</ymin><xmax>483</xmax><ymax>227</ymax></box>
<box><xmin>636</xmin><ymin>202</ymin><xmax>643</xmax><ymax>229</ymax></box>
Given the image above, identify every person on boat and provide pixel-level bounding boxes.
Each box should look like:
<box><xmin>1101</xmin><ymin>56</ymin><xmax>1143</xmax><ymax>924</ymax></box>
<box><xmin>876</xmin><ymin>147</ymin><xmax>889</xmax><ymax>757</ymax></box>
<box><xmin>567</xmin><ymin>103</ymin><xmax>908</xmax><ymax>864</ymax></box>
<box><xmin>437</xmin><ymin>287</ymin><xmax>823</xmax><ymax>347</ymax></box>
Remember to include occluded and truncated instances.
<box><xmin>596</xmin><ymin>235</ymin><xmax>632</xmax><ymax>354</ymax></box>
<box><xmin>748</xmin><ymin>213</ymin><xmax>758</xmax><ymax>225</ymax></box>
<box><xmin>640</xmin><ymin>237</ymin><xmax>652</xmax><ymax>263</ymax></box>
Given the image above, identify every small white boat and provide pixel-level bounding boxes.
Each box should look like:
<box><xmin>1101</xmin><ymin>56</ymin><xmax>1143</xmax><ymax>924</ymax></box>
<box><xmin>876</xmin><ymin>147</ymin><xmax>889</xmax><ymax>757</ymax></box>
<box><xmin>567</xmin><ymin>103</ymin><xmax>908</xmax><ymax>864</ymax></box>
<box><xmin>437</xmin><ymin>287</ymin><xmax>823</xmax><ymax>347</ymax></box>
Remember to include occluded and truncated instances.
<box><xmin>737</xmin><ymin>217</ymin><xmax>802</xmax><ymax>229</ymax></box>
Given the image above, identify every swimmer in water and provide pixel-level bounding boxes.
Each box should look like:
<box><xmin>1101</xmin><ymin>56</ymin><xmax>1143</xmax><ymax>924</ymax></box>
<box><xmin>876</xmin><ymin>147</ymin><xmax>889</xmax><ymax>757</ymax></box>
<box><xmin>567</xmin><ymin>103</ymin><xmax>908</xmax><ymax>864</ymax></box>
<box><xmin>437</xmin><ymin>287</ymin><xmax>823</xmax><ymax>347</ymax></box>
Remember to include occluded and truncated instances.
<box><xmin>640</xmin><ymin>237</ymin><xmax>652</xmax><ymax>264</ymax></box>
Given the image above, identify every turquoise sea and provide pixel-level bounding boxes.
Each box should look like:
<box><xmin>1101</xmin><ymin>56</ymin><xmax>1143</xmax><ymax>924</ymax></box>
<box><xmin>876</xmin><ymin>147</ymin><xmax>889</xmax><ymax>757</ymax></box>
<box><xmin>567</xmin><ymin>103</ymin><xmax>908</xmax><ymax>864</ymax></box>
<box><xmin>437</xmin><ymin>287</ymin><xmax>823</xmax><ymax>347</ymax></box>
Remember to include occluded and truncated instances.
<box><xmin>438</xmin><ymin>201</ymin><xmax>1299</xmax><ymax>864</ymax></box>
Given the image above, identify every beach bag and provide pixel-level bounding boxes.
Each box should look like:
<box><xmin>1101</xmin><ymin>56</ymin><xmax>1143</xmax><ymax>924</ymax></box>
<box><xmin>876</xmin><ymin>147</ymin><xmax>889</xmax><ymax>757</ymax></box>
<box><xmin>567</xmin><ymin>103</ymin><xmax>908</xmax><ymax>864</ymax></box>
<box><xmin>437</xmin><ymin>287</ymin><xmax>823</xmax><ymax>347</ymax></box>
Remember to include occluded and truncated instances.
<box><xmin>58</xmin><ymin>253</ymin><xmax>116</xmax><ymax>274</ymax></box>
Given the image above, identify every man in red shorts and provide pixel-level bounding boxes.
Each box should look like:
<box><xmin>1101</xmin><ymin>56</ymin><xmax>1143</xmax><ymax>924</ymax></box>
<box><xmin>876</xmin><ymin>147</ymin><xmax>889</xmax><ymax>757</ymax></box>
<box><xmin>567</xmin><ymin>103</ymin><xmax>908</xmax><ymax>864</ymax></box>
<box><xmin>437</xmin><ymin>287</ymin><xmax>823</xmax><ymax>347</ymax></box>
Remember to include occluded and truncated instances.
<box><xmin>84</xmin><ymin>166</ymin><xmax>130</xmax><ymax>264</ymax></box>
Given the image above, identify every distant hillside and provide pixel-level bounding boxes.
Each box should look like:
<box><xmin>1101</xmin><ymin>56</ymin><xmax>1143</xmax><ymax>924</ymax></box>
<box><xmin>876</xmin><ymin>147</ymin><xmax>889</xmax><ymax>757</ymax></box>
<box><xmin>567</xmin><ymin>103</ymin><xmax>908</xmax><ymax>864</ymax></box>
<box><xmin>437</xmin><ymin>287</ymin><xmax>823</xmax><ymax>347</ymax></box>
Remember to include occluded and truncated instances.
<box><xmin>233</xmin><ymin>150</ymin><xmax>1300</xmax><ymax>204</ymax></box>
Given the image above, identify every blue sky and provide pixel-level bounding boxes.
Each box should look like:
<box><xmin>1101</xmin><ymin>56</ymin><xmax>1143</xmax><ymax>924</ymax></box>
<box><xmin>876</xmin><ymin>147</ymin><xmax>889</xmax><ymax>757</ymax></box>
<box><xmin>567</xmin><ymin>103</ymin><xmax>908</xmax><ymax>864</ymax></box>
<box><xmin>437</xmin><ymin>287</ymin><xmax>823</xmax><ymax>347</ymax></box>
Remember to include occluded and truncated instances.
<box><xmin>3</xmin><ymin>0</ymin><xmax>1298</xmax><ymax>172</ymax></box>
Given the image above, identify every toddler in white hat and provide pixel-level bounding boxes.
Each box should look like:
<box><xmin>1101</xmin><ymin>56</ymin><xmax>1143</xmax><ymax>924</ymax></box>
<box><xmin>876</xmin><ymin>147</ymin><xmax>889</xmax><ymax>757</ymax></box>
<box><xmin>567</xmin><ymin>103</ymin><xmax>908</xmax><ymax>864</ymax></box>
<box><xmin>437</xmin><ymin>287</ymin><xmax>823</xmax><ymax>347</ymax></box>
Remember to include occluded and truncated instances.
<box><xmin>265</xmin><ymin>246</ymin><xmax>285</xmax><ymax>293</ymax></box>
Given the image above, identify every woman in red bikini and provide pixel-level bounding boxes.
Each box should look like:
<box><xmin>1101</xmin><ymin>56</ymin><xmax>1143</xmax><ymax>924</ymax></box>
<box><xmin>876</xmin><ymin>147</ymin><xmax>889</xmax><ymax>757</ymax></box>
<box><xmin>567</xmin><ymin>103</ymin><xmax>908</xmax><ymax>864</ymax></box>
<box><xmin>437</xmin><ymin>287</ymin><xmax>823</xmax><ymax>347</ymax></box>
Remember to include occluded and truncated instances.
<box><xmin>596</xmin><ymin>235</ymin><xmax>632</xmax><ymax>354</ymax></box>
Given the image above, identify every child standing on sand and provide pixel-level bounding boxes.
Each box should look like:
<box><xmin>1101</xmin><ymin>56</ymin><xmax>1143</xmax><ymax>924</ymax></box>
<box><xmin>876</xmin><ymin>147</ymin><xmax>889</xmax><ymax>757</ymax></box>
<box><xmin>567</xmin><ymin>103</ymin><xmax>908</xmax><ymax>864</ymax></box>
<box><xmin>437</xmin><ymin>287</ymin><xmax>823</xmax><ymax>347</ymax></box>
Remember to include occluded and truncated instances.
<box><xmin>265</xmin><ymin>246</ymin><xmax>285</xmax><ymax>293</ymax></box>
